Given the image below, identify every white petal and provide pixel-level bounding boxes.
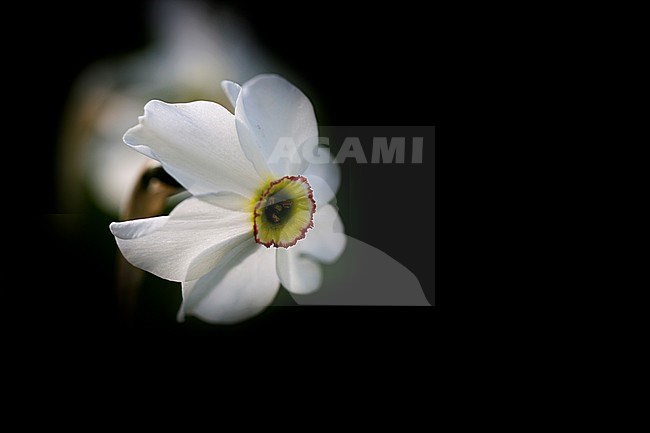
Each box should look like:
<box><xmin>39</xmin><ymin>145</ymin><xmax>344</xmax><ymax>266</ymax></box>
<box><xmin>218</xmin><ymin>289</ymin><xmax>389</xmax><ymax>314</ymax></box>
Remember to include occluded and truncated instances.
<box><xmin>305</xmin><ymin>175</ymin><xmax>337</xmax><ymax>208</ymax></box>
<box><xmin>303</xmin><ymin>147</ymin><xmax>341</xmax><ymax>206</ymax></box>
<box><xmin>196</xmin><ymin>191</ymin><xmax>249</xmax><ymax>212</ymax></box>
<box><xmin>123</xmin><ymin>100</ymin><xmax>261</xmax><ymax>197</ymax></box>
<box><xmin>221</xmin><ymin>80</ymin><xmax>241</xmax><ymax>111</ymax></box>
<box><xmin>179</xmin><ymin>243</ymin><xmax>279</xmax><ymax>324</ymax></box>
<box><xmin>276</xmin><ymin>248</ymin><xmax>322</xmax><ymax>295</ymax></box>
<box><xmin>303</xmin><ymin>148</ymin><xmax>340</xmax><ymax>205</ymax></box>
<box><xmin>235</xmin><ymin>74</ymin><xmax>318</xmax><ymax>178</ymax></box>
<box><xmin>110</xmin><ymin>215</ymin><xmax>168</xmax><ymax>238</ymax></box>
<box><xmin>275</xmin><ymin>204</ymin><xmax>346</xmax><ymax>295</ymax></box>
<box><xmin>110</xmin><ymin>197</ymin><xmax>252</xmax><ymax>282</ymax></box>
<box><xmin>295</xmin><ymin>204</ymin><xmax>346</xmax><ymax>263</ymax></box>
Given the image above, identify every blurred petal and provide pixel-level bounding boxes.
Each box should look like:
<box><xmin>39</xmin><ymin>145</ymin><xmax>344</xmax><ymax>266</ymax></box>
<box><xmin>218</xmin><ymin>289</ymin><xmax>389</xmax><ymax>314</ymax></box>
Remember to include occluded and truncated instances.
<box><xmin>275</xmin><ymin>204</ymin><xmax>346</xmax><ymax>294</ymax></box>
<box><xmin>221</xmin><ymin>80</ymin><xmax>241</xmax><ymax>111</ymax></box>
<box><xmin>179</xmin><ymin>243</ymin><xmax>279</xmax><ymax>324</ymax></box>
<box><xmin>110</xmin><ymin>197</ymin><xmax>252</xmax><ymax>282</ymax></box>
<box><xmin>303</xmin><ymin>148</ymin><xmax>340</xmax><ymax>205</ymax></box>
<box><xmin>123</xmin><ymin>100</ymin><xmax>261</xmax><ymax>197</ymax></box>
<box><xmin>236</xmin><ymin>74</ymin><xmax>318</xmax><ymax>178</ymax></box>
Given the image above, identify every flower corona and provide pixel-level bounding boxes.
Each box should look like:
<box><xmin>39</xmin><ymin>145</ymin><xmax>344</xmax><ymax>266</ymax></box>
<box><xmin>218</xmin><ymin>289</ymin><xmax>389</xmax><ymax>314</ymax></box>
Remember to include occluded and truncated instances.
<box><xmin>253</xmin><ymin>175</ymin><xmax>315</xmax><ymax>248</ymax></box>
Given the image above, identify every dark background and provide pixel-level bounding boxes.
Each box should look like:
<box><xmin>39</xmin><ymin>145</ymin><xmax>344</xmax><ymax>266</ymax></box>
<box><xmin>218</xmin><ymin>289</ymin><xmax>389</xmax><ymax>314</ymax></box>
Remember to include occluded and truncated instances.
<box><xmin>19</xmin><ymin>1</ymin><xmax>438</xmax><ymax>346</ymax></box>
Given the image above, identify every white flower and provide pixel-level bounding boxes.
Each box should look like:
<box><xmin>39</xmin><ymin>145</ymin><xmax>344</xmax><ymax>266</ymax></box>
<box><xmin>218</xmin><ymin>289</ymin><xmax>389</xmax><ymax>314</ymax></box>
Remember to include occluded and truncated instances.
<box><xmin>110</xmin><ymin>74</ymin><xmax>346</xmax><ymax>324</ymax></box>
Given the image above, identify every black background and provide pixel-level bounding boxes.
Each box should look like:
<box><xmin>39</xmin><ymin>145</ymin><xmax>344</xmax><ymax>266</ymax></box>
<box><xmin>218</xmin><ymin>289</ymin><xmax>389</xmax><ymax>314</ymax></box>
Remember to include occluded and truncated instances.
<box><xmin>18</xmin><ymin>1</ymin><xmax>438</xmax><ymax>349</ymax></box>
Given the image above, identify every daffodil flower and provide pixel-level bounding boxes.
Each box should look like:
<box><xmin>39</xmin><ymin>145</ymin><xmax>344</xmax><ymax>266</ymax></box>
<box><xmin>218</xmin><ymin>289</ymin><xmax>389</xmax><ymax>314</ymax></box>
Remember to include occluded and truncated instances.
<box><xmin>110</xmin><ymin>74</ymin><xmax>346</xmax><ymax>324</ymax></box>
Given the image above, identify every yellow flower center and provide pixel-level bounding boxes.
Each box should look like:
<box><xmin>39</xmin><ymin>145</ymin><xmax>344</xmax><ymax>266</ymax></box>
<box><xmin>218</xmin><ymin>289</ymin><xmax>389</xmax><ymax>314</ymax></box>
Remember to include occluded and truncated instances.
<box><xmin>253</xmin><ymin>175</ymin><xmax>315</xmax><ymax>248</ymax></box>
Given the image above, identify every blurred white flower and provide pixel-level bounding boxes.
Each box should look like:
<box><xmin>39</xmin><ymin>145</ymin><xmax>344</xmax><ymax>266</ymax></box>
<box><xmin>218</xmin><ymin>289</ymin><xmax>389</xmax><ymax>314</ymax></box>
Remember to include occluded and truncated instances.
<box><xmin>110</xmin><ymin>75</ymin><xmax>346</xmax><ymax>324</ymax></box>
<box><xmin>58</xmin><ymin>0</ymin><xmax>272</xmax><ymax>215</ymax></box>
